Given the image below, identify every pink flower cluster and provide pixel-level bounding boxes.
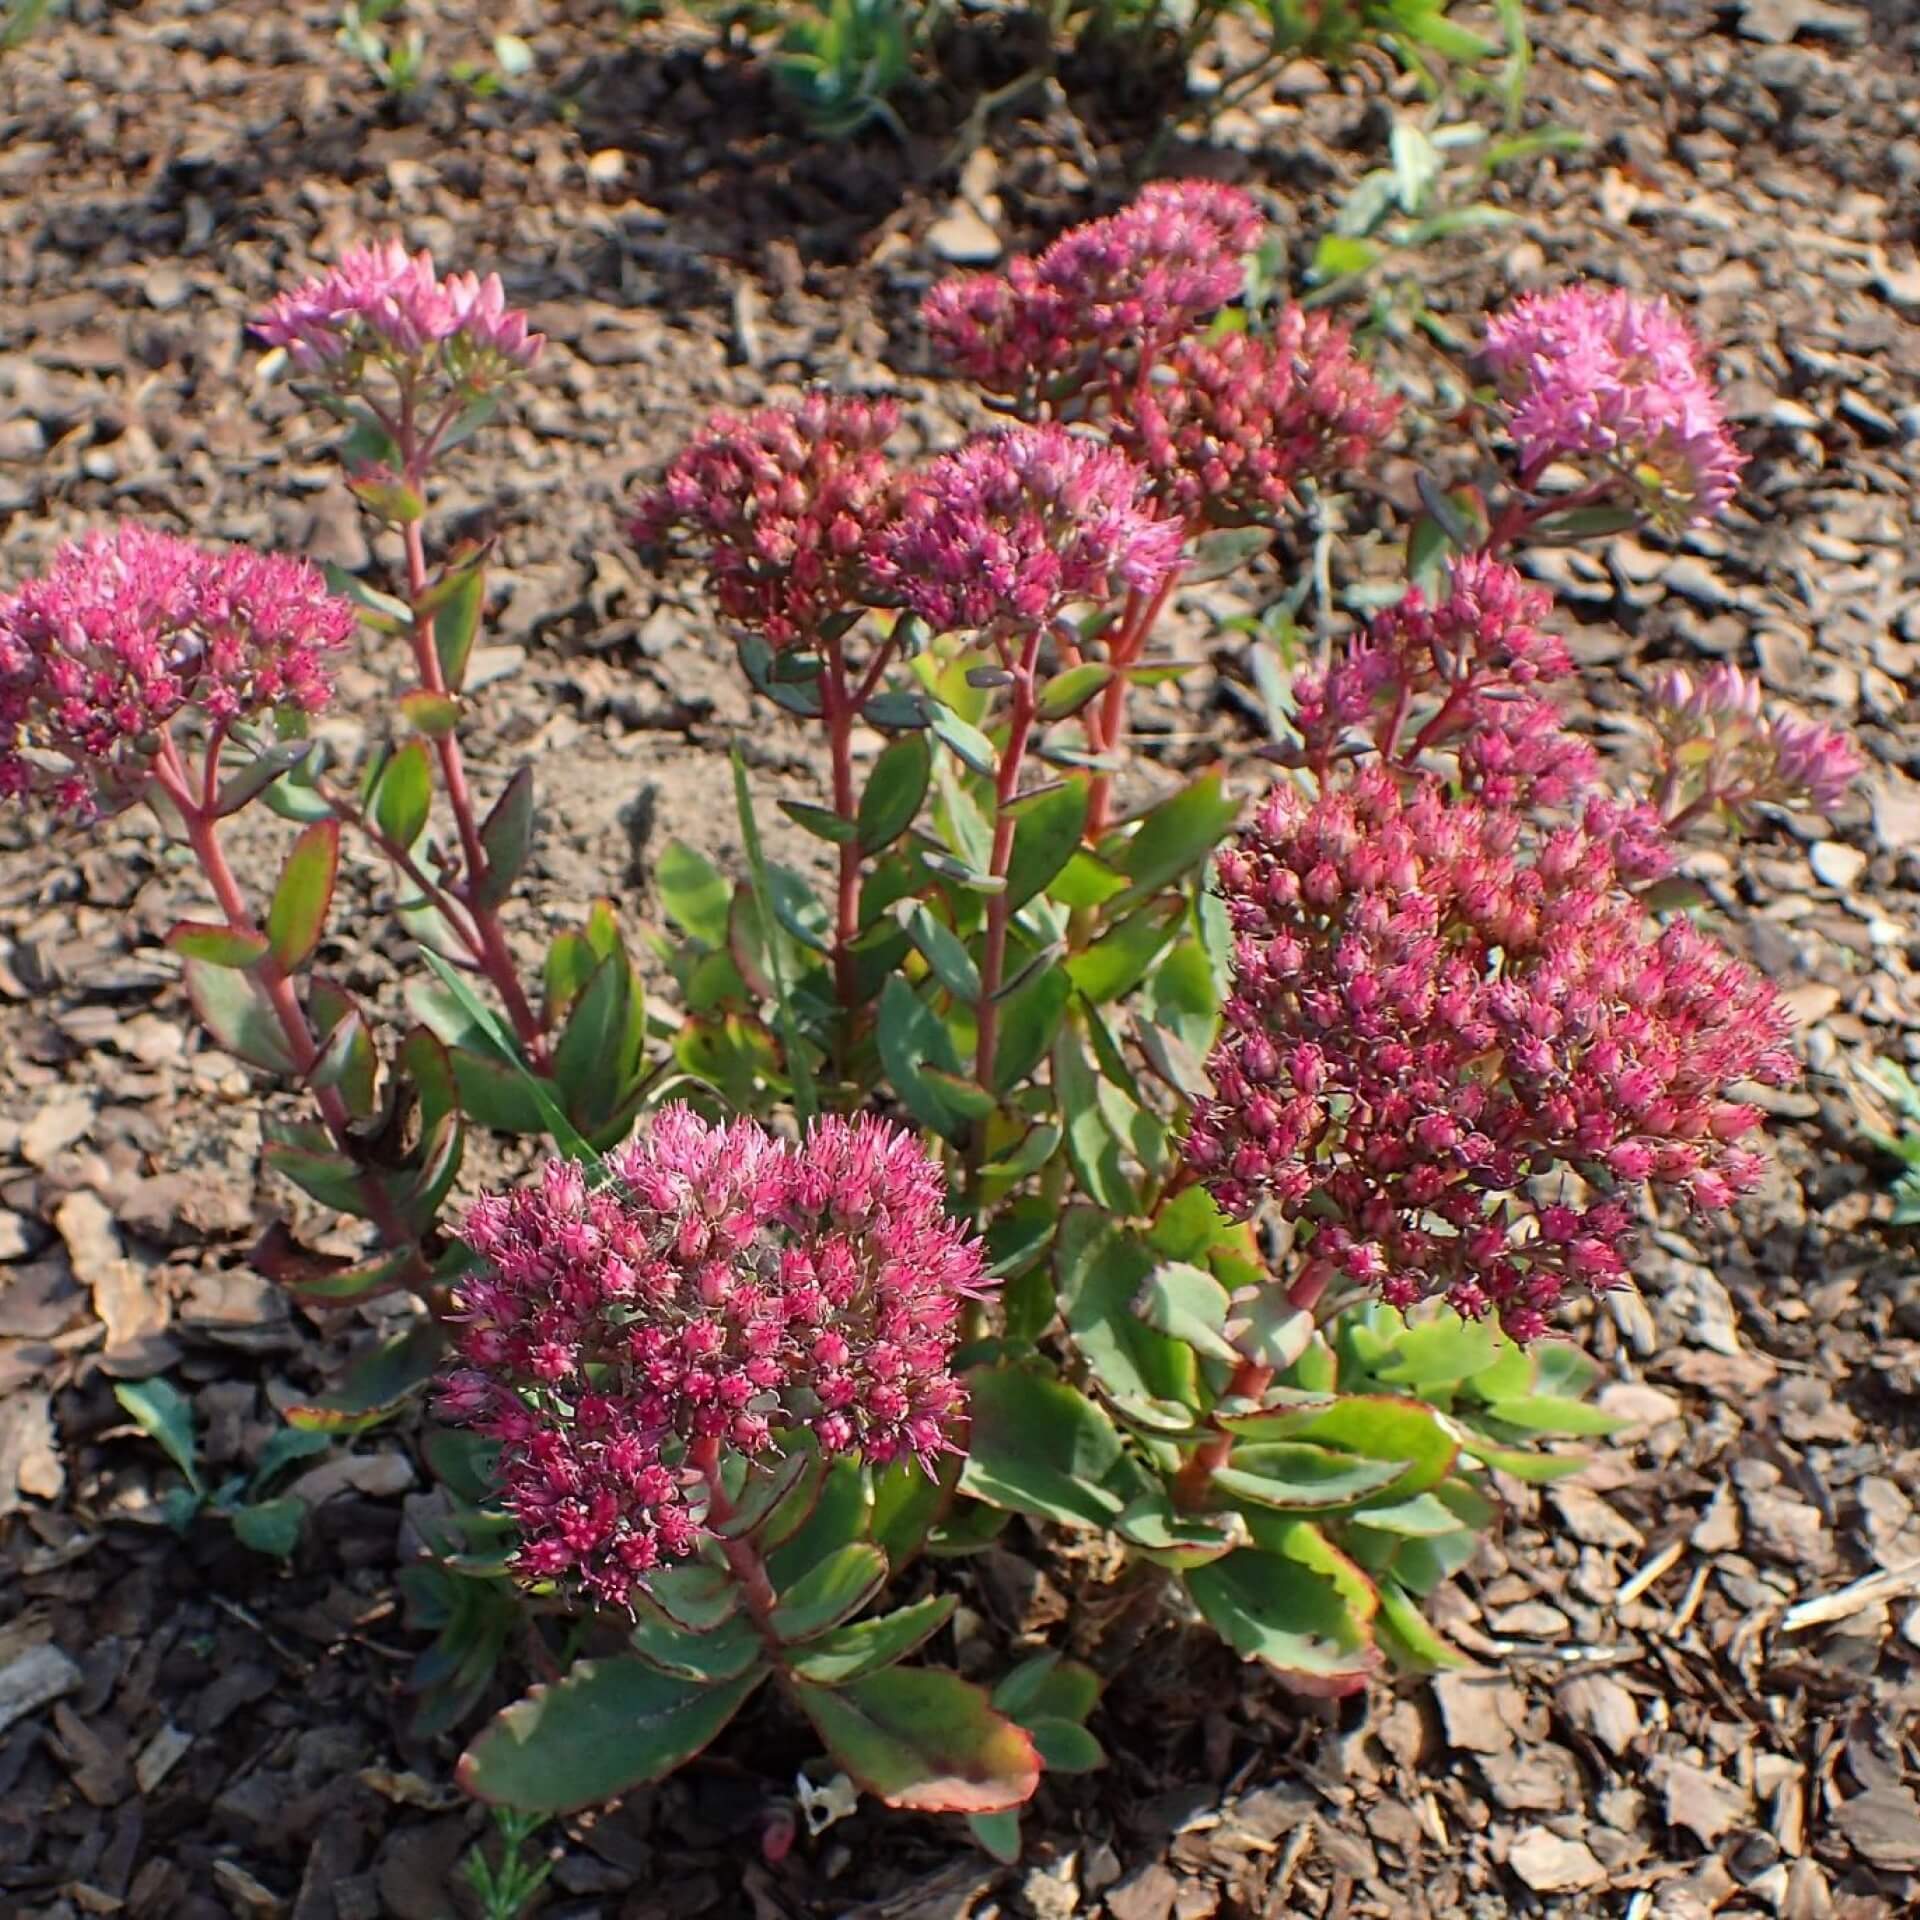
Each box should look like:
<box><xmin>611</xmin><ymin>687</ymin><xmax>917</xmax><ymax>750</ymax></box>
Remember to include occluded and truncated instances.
<box><xmin>870</xmin><ymin>425</ymin><xmax>1184</xmax><ymax>634</ymax></box>
<box><xmin>0</xmin><ymin>525</ymin><xmax>353</xmax><ymax>813</ymax></box>
<box><xmin>631</xmin><ymin>392</ymin><xmax>900</xmax><ymax>651</ymax></box>
<box><xmin>923</xmin><ymin>181</ymin><xmax>1264</xmax><ymax>397</ymax></box>
<box><xmin>1111</xmin><ymin>311</ymin><xmax>1400</xmax><ymax>528</ymax></box>
<box><xmin>1292</xmin><ymin>556</ymin><xmax>1606</xmax><ymax>815</ymax></box>
<box><xmin>1649</xmin><ymin>663</ymin><xmax>1862</xmax><ymax>820</ymax></box>
<box><xmin>1184</xmin><ymin>766</ymin><xmax>1797</xmax><ymax>1342</ymax></box>
<box><xmin>1482</xmin><ymin>283</ymin><xmax>1744</xmax><ymax>528</ymax></box>
<box><xmin>435</xmin><ymin>1107</ymin><xmax>989</xmax><ymax>1610</ymax></box>
<box><xmin>254</xmin><ymin>240</ymin><xmax>543</xmax><ymax>383</ymax></box>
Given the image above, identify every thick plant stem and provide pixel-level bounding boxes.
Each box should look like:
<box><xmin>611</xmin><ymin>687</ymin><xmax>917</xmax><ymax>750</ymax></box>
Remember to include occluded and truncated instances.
<box><xmin>1085</xmin><ymin>572</ymin><xmax>1178</xmax><ymax>844</ymax></box>
<box><xmin>1173</xmin><ymin>1355</ymin><xmax>1274</xmax><ymax>1510</ymax></box>
<box><xmin>973</xmin><ymin>626</ymin><xmax>1045</xmax><ymax>1105</ymax></box>
<box><xmin>155</xmin><ymin>745</ymin><xmax>418</xmax><ymax>1256</ymax></box>
<box><xmin>691</xmin><ymin>1436</ymin><xmax>779</xmax><ymax>1629</ymax></box>
<box><xmin>398</xmin><ymin>517</ymin><xmax>546</xmax><ymax>1060</ymax></box>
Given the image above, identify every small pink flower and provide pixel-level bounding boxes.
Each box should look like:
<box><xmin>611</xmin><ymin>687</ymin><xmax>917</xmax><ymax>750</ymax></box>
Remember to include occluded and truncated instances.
<box><xmin>0</xmin><ymin>525</ymin><xmax>354</xmax><ymax>813</ymax></box>
<box><xmin>923</xmin><ymin>182</ymin><xmax>1264</xmax><ymax>397</ymax></box>
<box><xmin>869</xmin><ymin>425</ymin><xmax>1184</xmax><ymax>633</ymax></box>
<box><xmin>254</xmin><ymin>239</ymin><xmax>543</xmax><ymax>382</ymax></box>
<box><xmin>1482</xmin><ymin>283</ymin><xmax>1743</xmax><ymax>528</ymax></box>
<box><xmin>1649</xmin><ymin>662</ymin><xmax>1863</xmax><ymax>819</ymax></box>
<box><xmin>436</xmin><ymin>1107</ymin><xmax>988</xmax><ymax>1610</ymax></box>
<box><xmin>1186</xmin><ymin>766</ymin><xmax>1795</xmax><ymax>1342</ymax></box>
<box><xmin>633</xmin><ymin>391</ymin><xmax>900</xmax><ymax>651</ymax></box>
<box><xmin>1112</xmin><ymin>310</ymin><xmax>1399</xmax><ymax>527</ymax></box>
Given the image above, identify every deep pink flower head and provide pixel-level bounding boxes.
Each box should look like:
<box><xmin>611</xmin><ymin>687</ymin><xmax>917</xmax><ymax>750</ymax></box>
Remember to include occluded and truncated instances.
<box><xmin>253</xmin><ymin>239</ymin><xmax>543</xmax><ymax>383</ymax></box>
<box><xmin>1111</xmin><ymin>309</ymin><xmax>1400</xmax><ymax>527</ymax></box>
<box><xmin>1649</xmin><ymin>662</ymin><xmax>1862</xmax><ymax>820</ymax></box>
<box><xmin>1482</xmin><ymin>283</ymin><xmax>1743</xmax><ymax>528</ymax></box>
<box><xmin>923</xmin><ymin>181</ymin><xmax>1263</xmax><ymax>398</ymax></box>
<box><xmin>435</xmin><ymin>1107</ymin><xmax>989</xmax><ymax>1610</ymax></box>
<box><xmin>1183</xmin><ymin>767</ymin><xmax>1795</xmax><ymax>1341</ymax></box>
<box><xmin>0</xmin><ymin>526</ymin><xmax>353</xmax><ymax>814</ymax></box>
<box><xmin>869</xmin><ymin>425</ymin><xmax>1184</xmax><ymax>633</ymax></box>
<box><xmin>631</xmin><ymin>391</ymin><xmax>899</xmax><ymax>651</ymax></box>
<box><xmin>1291</xmin><ymin>555</ymin><xmax>1609</xmax><ymax>818</ymax></box>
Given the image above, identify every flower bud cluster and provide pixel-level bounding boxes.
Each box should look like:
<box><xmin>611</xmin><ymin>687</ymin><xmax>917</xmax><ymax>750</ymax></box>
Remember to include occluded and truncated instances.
<box><xmin>254</xmin><ymin>240</ymin><xmax>543</xmax><ymax>388</ymax></box>
<box><xmin>1111</xmin><ymin>311</ymin><xmax>1401</xmax><ymax>527</ymax></box>
<box><xmin>1292</xmin><ymin>555</ymin><xmax>1601</xmax><ymax>813</ymax></box>
<box><xmin>435</xmin><ymin>1107</ymin><xmax>989</xmax><ymax>1609</ymax></box>
<box><xmin>631</xmin><ymin>393</ymin><xmax>901</xmax><ymax>651</ymax></box>
<box><xmin>1482</xmin><ymin>283</ymin><xmax>1743</xmax><ymax>529</ymax></box>
<box><xmin>1649</xmin><ymin>662</ymin><xmax>1862</xmax><ymax>820</ymax></box>
<box><xmin>1184</xmin><ymin>767</ymin><xmax>1797</xmax><ymax>1342</ymax></box>
<box><xmin>869</xmin><ymin>424</ymin><xmax>1185</xmax><ymax>635</ymax></box>
<box><xmin>0</xmin><ymin>525</ymin><xmax>354</xmax><ymax>814</ymax></box>
<box><xmin>922</xmin><ymin>181</ymin><xmax>1264</xmax><ymax>397</ymax></box>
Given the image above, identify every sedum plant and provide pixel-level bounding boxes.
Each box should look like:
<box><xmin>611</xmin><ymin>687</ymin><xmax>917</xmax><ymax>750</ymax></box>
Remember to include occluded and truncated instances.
<box><xmin>0</xmin><ymin>182</ymin><xmax>1861</xmax><ymax>1835</ymax></box>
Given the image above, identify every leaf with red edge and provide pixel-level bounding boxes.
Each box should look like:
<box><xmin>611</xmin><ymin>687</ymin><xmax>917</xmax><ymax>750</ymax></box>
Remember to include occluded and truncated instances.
<box><xmin>266</xmin><ymin>820</ymin><xmax>340</xmax><ymax>971</ymax></box>
<box><xmin>460</xmin><ymin>1660</ymin><xmax>766</xmax><ymax>1814</ymax></box>
<box><xmin>183</xmin><ymin>957</ymin><xmax>296</xmax><ymax>1073</ymax></box>
<box><xmin>787</xmin><ymin>1668</ymin><xmax>1040</xmax><ymax>1813</ymax></box>
<box><xmin>167</xmin><ymin>921</ymin><xmax>269</xmax><ymax>969</ymax></box>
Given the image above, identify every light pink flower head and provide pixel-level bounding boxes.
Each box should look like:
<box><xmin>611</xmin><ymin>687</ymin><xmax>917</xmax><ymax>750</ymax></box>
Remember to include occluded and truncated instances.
<box><xmin>254</xmin><ymin>239</ymin><xmax>543</xmax><ymax>384</ymax></box>
<box><xmin>1112</xmin><ymin>308</ymin><xmax>1399</xmax><ymax>527</ymax></box>
<box><xmin>1649</xmin><ymin>662</ymin><xmax>1862</xmax><ymax>819</ymax></box>
<box><xmin>870</xmin><ymin>425</ymin><xmax>1184</xmax><ymax>634</ymax></box>
<box><xmin>632</xmin><ymin>391</ymin><xmax>900</xmax><ymax>650</ymax></box>
<box><xmin>436</xmin><ymin>1107</ymin><xmax>989</xmax><ymax>1610</ymax></box>
<box><xmin>0</xmin><ymin>526</ymin><xmax>354</xmax><ymax>814</ymax></box>
<box><xmin>1185</xmin><ymin>765</ymin><xmax>1794</xmax><ymax>1342</ymax></box>
<box><xmin>923</xmin><ymin>182</ymin><xmax>1264</xmax><ymax>398</ymax></box>
<box><xmin>1482</xmin><ymin>283</ymin><xmax>1743</xmax><ymax>527</ymax></box>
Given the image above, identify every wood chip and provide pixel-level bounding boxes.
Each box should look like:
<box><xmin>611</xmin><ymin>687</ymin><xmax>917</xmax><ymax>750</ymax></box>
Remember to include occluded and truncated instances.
<box><xmin>1433</xmin><ymin>1673</ymin><xmax>1529</xmax><ymax>1754</ymax></box>
<box><xmin>1648</xmin><ymin>1758</ymin><xmax>1754</xmax><ymax>1846</ymax></box>
<box><xmin>1508</xmin><ymin>1829</ymin><xmax>1607</xmax><ymax>1893</ymax></box>
<box><xmin>134</xmin><ymin>1722</ymin><xmax>194</xmax><ymax>1794</ymax></box>
<box><xmin>1558</xmin><ymin>1673</ymin><xmax>1642</xmax><ymax>1757</ymax></box>
<box><xmin>56</xmin><ymin>1189</ymin><xmax>172</xmax><ymax>1373</ymax></box>
<box><xmin>0</xmin><ymin>1640</ymin><xmax>81</xmax><ymax>1736</ymax></box>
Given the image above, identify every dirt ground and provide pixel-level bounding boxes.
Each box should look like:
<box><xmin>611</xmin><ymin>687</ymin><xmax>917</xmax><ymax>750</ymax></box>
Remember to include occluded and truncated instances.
<box><xmin>2</xmin><ymin>0</ymin><xmax>1920</xmax><ymax>1915</ymax></box>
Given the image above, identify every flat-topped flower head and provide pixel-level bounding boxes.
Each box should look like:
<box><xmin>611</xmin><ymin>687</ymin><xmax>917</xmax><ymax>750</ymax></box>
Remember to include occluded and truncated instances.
<box><xmin>869</xmin><ymin>425</ymin><xmax>1183</xmax><ymax>634</ymax></box>
<box><xmin>1184</xmin><ymin>768</ymin><xmax>1796</xmax><ymax>1342</ymax></box>
<box><xmin>436</xmin><ymin>1107</ymin><xmax>988</xmax><ymax>1610</ymax></box>
<box><xmin>1649</xmin><ymin>662</ymin><xmax>1863</xmax><ymax>821</ymax></box>
<box><xmin>0</xmin><ymin>526</ymin><xmax>354</xmax><ymax>814</ymax></box>
<box><xmin>254</xmin><ymin>240</ymin><xmax>543</xmax><ymax>389</ymax></box>
<box><xmin>923</xmin><ymin>182</ymin><xmax>1264</xmax><ymax>399</ymax></box>
<box><xmin>1292</xmin><ymin>555</ymin><xmax>1600</xmax><ymax>813</ymax></box>
<box><xmin>1482</xmin><ymin>283</ymin><xmax>1743</xmax><ymax>529</ymax></box>
<box><xmin>1112</xmin><ymin>309</ymin><xmax>1400</xmax><ymax>527</ymax></box>
<box><xmin>632</xmin><ymin>391</ymin><xmax>900</xmax><ymax>651</ymax></box>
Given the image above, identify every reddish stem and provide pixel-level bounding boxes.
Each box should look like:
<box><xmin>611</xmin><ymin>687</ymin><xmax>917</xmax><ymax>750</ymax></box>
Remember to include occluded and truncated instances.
<box><xmin>690</xmin><ymin>1435</ymin><xmax>779</xmax><ymax>1628</ymax></box>
<box><xmin>1173</xmin><ymin>1356</ymin><xmax>1275</xmax><ymax>1510</ymax></box>
<box><xmin>974</xmin><ymin>626</ymin><xmax>1045</xmax><ymax>1103</ymax></box>
<box><xmin>154</xmin><ymin>739</ymin><xmax>416</xmax><ymax>1254</ymax></box>
<box><xmin>1085</xmin><ymin>571</ymin><xmax>1179</xmax><ymax>843</ymax></box>
<box><xmin>398</xmin><ymin>516</ymin><xmax>547</xmax><ymax>1061</ymax></box>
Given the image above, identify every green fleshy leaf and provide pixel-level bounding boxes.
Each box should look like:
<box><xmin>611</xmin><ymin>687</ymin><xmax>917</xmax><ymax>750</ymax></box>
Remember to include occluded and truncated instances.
<box><xmin>183</xmin><ymin>957</ymin><xmax>296</xmax><ymax>1074</ymax></box>
<box><xmin>990</xmin><ymin>967</ymin><xmax>1070</xmax><ymax>1096</ymax></box>
<box><xmin>1219</xmin><ymin>1396</ymin><xmax>1459</xmax><ymax>1495</ymax></box>
<box><xmin>266</xmin><ymin>820</ymin><xmax>340</xmax><ymax>972</ymax></box>
<box><xmin>1132</xmin><ymin>1260</ymin><xmax>1241</xmax><ymax>1365</ymax></box>
<box><xmin>1064</xmin><ymin>907</ymin><xmax>1179</xmax><ymax>1005</ymax></box>
<box><xmin>215</xmin><ymin>738</ymin><xmax>317</xmax><ymax>817</ymax></box>
<box><xmin>475</xmin><ymin>767</ymin><xmax>535</xmax><ymax>910</ymax></box>
<box><xmin>780</xmin><ymin>799</ymin><xmax>859</xmax><ymax>845</ymax></box>
<box><xmin>1004</xmin><ymin>779</ymin><xmax>1089</xmax><ymax>910</ymax></box>
<box><xmin>766</xmin><ymin>1460</ymin><xmax>869</xmax><ymax>1592</ymax></box>
<box><xmin>1185</xmin><ymin>526</ymin><xmax>1272</xmax><ymax>584</ymax></box>
<box><xmin>1475</xmin><ymin>1395</ymin><xmax>1625</xmax><ymax>1438</ymax></box>
<box><xmin>1114</xmin><ymin>1490</ymin><xmax>1242</xmax><ymax>1569</ymax></box>
<box><xmin>1212</xmin><ymin>1444</ymin><xmax>1409</xmax><ymax>1512</ymax></box>
<box><xmin>114</xmin><ymin>1378</ymin><xmax>201</xmax><ymax>1492</ymax></box>
<box><xmin>230</xmin><ymin>1497</ymin><xmax>305</xmax><ymax>1560</ymax></box>
<box><xmin>657</xmin><ymin>841</ymin><xmax>731</xmax><ymax>947</ymax></box>
<box><xmin>1372</xmin><ymin>1310</ymin><xmax>1502</xmax><ymax>1390</ymax></box>
<box><xmin>1374</xmin><ymin>1578</ymin><xmax>1471</xmax><ymax>1671</ymax></box>
<box><xmin>875</xmin><ymin>975</ymin><xmax>969</xmax><ymax>1142</ymax></box>
<box><xmin>901</xmin><ymin>906</ymin><xmax>981</xmax><ymax>1003</ymax></box>
<box><xmin>857</xmin><ymin>733</ymin><xmax>932</xmax><ymax>852</ymax></box>
<box><xmin>167</xmin><ymin>921</ymin><xmax>270</xmax><ymax>969</ymax></box>
<box><xmin>1183</xmin><ymin>1528</ymin><xmax>1379</xmax><ymax>1694</ymax></box>
<box><xmin>928</xmin><ymin>703</ymin><xmax>998</xmax><ymax>778</ymax></box>
<box><xmin>1055</xmin><ymin>1212</ymin><xmax>1202</xmax><ymax>1417</ymax></box>
<box><xmin>959</xmin><ymin>1364</ymin><xmax>1152</xmax><ymax>1530</ymax></box>
<box><xmin>783</xmin><ymin>1592</ymin><xmax>956</xmax><ymax>1686</ymax></box>
<box><xmin>1112</xmin><ymin>770</ymin><xmax>1238</xmax><ymax>905</ymax></box>
<box><xmin>643</xmin><ymin>1561</ymin><xmax>741</xmax><ymax>1632</ymax></box>
<box><xmin>370</xmin><ymin>740</ymin><xmax>434</xmax><ymax>852</ymax></box>
<box><xmin>788</xmin><ymin>1668</ymin><xmax>1039</xmax><ymax>1814</ymax></box>
<box><xmin>768</xmin><ymin>1543</ymin><xmax>888</xmax><ymax>1644</ymax></box>
<box><xmin>433</xmin><ymin>564</ymin><xmax>486</xmax><ymax>692</ymax></box>
<box><xmin>283</xmin><ymin>1320</ymin><xmax>446</xmax><ymax>1434</ymax></box>
<box><xmin>629</xmin><ymin>1610</ymin><xmax>765</xmax><ymax>1683</ymax></box>
<box><xmin>1036</xmin><ymin>662</ymin><xmax>1113</xmax><ymax>721</ymax></box>
<box><xmin>399</xmin><ymin>690</ymin><xmax>462</xmax><ymax>738</ymax></box>
<box><xmin>968</xmin><ymin>1810</ymin><xmax>1023</xmax><ymax>1863</ymax></box>
<box><xmin>460</xmin><ymin>1660</ymin><xmax>766</xmax><ymax>1813</ymax></box>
